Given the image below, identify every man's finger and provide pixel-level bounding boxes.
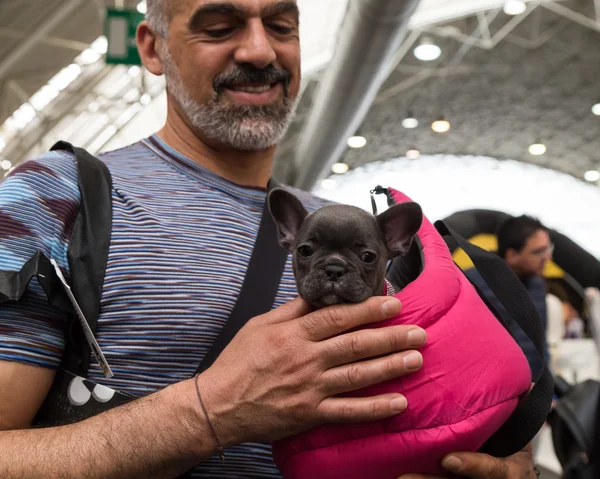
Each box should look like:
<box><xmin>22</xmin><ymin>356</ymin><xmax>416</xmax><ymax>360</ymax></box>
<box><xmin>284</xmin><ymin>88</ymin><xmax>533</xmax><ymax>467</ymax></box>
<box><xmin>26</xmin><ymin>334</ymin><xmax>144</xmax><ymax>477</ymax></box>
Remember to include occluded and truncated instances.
<box><xmin>300</xmin><ymin>297</ymin><xmax>402</xmax><ymax>341</ymax></box>
<box><xmin>321</xmin><ymin>325</ymin><xmax>427</xmax><ymax>367</ymax></box>
<box><xmin>316</xmin><ymin>392</ymin><xmax>408</xmax><ymax>423</ymax></box>
<box><xmin>321</xmin><ymin>350</ymin><xmax>423</xmax><ymax>395</ymax></box>
<box><xmin>441</xmin><ymin>452</ymin><xmax>509</xmax><ymax>478</ymax></box>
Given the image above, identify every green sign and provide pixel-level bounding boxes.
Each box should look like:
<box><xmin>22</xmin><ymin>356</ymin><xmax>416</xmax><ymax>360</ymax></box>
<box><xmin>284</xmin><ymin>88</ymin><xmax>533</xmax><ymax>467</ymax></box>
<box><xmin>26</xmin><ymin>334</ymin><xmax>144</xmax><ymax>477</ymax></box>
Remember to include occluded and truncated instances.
<box><xmin>104</xmin><ymin>8</ymin><xmax>144</xmax><ymax>65</ymax></box>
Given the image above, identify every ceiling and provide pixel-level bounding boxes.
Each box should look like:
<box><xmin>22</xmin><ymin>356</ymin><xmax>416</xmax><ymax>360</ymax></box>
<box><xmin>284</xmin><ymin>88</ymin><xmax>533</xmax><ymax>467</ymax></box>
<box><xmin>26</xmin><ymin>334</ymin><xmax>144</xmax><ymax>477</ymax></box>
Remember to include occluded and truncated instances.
<box><xmin>2</xmin><ymin>0</ymin><xmax>600</xmax><ymax>188</ymax></box>
<box><xmin>0</xmin><ymin>0</ymin><xmax>117</xmax><ymax>126</ymax></box>
<box><xmin>274</xmin><ymin>0</ymin><xmax>600</xmax><ymax>185</ymax></box>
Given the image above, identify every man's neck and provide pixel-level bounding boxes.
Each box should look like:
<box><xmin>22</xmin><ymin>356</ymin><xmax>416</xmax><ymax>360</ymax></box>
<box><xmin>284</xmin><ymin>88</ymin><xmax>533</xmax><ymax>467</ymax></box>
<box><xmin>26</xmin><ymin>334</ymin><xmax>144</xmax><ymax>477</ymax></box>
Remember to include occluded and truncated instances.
<box><xmin>157</xmin><ymin>107</ymin><xmax>276</xmax><ymax>189</ymax></box>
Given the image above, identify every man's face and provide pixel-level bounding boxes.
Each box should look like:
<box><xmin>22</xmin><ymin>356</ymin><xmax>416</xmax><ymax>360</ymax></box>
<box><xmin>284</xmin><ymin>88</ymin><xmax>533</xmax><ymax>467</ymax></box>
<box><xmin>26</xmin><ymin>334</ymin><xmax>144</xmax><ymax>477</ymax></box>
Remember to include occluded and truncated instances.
<box><xmin>506</xmin><ymin>229</ymin><xmax>553</xmax><ymax>277</ymax></box>
<box><xmin>160</xmin><ymin>0</ymin><xmax>301</xmax><ymax>150</ymax></box>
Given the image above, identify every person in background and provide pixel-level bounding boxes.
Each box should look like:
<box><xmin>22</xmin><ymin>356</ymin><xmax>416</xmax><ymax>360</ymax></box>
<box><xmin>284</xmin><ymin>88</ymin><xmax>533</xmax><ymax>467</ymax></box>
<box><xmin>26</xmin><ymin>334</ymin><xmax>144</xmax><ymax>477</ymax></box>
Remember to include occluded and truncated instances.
<box><xmin>547</xmin><ymin>283</ymin><xmax>586</xmax><ymax>340</ymax></box>
<box><xmin>465</xmin><ymin>215</ymin><xmax>552</xmax><ymax>379</ymax></box>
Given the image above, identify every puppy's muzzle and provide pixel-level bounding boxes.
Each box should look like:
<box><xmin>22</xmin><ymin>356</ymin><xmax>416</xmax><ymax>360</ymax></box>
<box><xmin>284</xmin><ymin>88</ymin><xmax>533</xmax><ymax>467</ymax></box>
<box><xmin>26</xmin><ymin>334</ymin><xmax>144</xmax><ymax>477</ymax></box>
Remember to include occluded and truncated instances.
<box><xmin>324</xmin><ymin>264</ymin><xmax>346</xmax><ymax>282</ymax></box>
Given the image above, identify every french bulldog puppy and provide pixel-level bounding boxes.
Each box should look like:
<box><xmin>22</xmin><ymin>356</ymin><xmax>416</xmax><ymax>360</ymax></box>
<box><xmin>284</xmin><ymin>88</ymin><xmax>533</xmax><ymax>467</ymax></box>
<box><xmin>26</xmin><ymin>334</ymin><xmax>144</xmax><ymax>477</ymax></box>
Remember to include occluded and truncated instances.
<box><xmin>268</xmin><ymin>188</ymin><xmax>423</xmax><ymax>309</ymax></box>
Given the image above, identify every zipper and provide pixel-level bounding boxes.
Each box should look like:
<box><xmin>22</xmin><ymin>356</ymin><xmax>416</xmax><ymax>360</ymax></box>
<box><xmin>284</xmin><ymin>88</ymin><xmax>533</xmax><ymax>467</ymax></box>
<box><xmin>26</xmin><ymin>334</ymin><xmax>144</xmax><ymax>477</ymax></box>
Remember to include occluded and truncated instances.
<box><xmin>369</xmin><ymin>185</ymin><xmax>394</xmax><ymax>215</ymax></box>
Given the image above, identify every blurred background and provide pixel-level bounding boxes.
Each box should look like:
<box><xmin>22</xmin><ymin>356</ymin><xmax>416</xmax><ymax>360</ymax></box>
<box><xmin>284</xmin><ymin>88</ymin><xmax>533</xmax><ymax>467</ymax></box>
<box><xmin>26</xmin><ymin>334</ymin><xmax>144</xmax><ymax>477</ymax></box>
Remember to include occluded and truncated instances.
<box><xmin>1</xmin><ymin>1</ymin><xmax>600</xmax><ymax>475</ymax></box>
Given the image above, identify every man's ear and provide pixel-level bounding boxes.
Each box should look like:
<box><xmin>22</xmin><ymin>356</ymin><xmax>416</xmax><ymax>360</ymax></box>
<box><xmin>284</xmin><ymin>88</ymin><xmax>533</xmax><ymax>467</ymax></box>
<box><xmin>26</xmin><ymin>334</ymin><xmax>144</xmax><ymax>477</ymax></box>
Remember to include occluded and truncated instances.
<box><xmin>376</xmin><ymin>202</ymin><xmax>423</xmax><ymax>258</ymax></box>
<box><xmin>504</xmin><ymin>248</ymin><xmax>519</xmax><ymax>265</ymax></box>
<box><xmin>268</xmin><ymin>188</ymin><xmax>309</xmax><ymax>251</ymax></box>
<box><xmin>137</xmin><ymin>21</ymin><xmax>165</xmax><ymax>76</ymax></box>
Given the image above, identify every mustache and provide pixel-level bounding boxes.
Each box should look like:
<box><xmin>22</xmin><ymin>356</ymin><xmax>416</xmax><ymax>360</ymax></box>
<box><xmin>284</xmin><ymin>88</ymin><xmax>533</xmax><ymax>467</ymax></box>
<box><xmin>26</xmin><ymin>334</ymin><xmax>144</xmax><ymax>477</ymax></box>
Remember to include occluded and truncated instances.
<box><xmin>214</xmin><ymin>64</ymin><xmax>291</xmax><ymax>94</ymax></box>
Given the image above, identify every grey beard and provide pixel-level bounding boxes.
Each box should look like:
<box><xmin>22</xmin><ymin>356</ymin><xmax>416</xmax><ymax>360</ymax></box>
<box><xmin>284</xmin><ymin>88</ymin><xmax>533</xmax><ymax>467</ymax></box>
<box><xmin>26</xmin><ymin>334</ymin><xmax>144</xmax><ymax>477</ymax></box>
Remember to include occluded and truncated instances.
<box><xmin>163</xmin><ymin>54</ymin><xmax>296</xmax><ymax>151</ymax></box>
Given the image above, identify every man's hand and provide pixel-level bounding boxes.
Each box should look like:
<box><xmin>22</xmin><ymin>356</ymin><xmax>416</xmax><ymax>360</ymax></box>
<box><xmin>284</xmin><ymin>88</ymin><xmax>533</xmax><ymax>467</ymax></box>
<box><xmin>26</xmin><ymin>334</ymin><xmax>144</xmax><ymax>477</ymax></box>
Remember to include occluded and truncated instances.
<box><xmin>398</xmin><ymin>443</ymin><xmax>537</xmax><ymax>479</ymax></box>
<box><xmin>198</xmin><ymin>296</ymin><xmax>427</xmax><ymax>446</ymax></box>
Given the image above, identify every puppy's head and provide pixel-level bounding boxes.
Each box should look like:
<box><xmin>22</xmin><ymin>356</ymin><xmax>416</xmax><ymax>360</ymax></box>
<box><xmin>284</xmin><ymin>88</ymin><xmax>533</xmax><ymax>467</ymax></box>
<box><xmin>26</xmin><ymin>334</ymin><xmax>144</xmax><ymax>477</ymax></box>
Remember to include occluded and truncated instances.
<box><xmin>268</xmin><ymin>188</ymin><xmax>423</xmax><ymax>309</ymax></box>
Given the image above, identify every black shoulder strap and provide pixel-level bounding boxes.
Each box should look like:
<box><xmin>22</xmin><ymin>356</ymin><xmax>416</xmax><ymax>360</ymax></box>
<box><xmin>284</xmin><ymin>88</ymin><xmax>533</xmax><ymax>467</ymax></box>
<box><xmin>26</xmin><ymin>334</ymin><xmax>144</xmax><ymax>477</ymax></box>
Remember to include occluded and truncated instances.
<box><xmin>195</xmin><ymin>180</ymin><xmax>288</xmax><ymax>374</ymax></box>
<box><xmin>0</xmin><ymin>142</ymin><xmax>112</xmax><ymax>377</ymax></box>
<box><xmin>435</xmin><ymin>221</ymin><xmax>553</xmax><ymax>457</ymax></box>
<box><xmin>53</xmin><ymin>141</ymin><xmax>113</xmax><ymax>376</ymax></box>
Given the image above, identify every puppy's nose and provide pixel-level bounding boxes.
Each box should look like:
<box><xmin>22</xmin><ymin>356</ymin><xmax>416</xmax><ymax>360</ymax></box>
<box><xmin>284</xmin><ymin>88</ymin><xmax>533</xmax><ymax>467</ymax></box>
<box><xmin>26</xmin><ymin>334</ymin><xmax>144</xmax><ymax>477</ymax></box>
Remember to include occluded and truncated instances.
<box><xmin>324</xmin><ymin>265</ymin><xmax>346</xmax><ymax>282</ymax></box>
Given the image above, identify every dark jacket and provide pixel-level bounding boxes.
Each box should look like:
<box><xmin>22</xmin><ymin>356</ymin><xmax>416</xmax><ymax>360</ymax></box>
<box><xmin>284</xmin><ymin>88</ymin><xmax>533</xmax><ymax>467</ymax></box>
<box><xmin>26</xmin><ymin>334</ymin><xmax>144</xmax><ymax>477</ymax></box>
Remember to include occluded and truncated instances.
<box><xmin>464</xmin><ymin>268</ymin><xmax>549</xmax><ymax>380</ymax></box>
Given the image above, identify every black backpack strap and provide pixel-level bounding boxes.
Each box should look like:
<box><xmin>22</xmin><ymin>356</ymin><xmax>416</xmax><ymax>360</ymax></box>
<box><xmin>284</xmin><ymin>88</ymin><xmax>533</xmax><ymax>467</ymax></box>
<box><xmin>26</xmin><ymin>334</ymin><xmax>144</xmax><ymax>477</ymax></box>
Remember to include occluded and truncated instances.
<box><xmin>0</xmin><ymin>142</ymin><xmax>112</xmax><ymax>377</ymax></box>
<box><xmin>435</xmin><ymin>220</ymin><xmax>553</xmax><ymax>457</ymax></box>
<box><xmin>51</xmin><ymin>141</ymin><xmax>113</xmax><ymax>377</ymax></box>
<box><xmin>195</xmin><ymin>179</ymin><xmax>288</xmax><ymax>375</ymax></box>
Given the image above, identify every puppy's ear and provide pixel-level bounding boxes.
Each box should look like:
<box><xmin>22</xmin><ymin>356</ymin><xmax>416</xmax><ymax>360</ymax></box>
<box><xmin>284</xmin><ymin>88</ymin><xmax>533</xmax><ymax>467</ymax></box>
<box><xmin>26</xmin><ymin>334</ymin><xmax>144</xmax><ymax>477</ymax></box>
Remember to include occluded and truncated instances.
<box><xmin>268</xmin><ymin>188</ymin><xmax>309</xmax><ymax>251</ymax></box>
<box><xmin>377</xmin><ymin>202</ymin><xmax>423</xmax><ymax>257</ymax></box>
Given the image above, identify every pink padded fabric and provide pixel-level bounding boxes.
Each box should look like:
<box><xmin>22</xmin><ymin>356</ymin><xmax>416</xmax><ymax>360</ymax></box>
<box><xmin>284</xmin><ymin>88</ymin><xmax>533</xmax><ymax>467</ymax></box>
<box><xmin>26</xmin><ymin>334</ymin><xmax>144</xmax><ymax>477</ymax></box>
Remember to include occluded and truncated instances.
<box><xmin>272</xmin><ymin>188</ymin><xmax>532</xmax><ymax>478</ymax></box>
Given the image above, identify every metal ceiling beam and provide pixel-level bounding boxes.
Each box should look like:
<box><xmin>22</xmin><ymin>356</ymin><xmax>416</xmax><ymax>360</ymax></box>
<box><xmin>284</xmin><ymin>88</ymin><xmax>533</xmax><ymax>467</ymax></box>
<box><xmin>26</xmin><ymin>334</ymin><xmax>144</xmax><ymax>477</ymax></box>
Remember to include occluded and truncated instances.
<box><xmin>487</xmin><ymin>2</ymin><xmax>538</xmax><ymax>48</ymax></box>
<box><xmin>428</xmin><ymin>2</ymin><xmax>537</xmax><ymax>51</ymax></box>
<box><xmin>381</xmin><ymin>30</ymin><xmax>422</xmax><ymax>84</ymax></box>
<box><xmin>7</xmin><ymin>81</ymin><xmax>29</xmax><ymax>104</ymax></box>
<box><xmin>542</xmin><ymin>2</ymin><xmax>600</xmax><ymax>33</ymax></box>
<box><xmin>0</xmin><ymin>27</ymin><xmax>90</xmax><ymax>52</ymax></box>
<box><xmin>0</xmin><ymin>0</ymin><xmax>85</xmax><ymax>81</ymax></box>
<box><xmin>477</xmin><ymin>11</ymin><xmax>493</xmax><ymax>48</ymax></box>
<box><xmin>292</xmin><ymin>0</ymin><xmax>420</xmax><ymax>190</ymax></box>
<box><xmin>504</xmin><ymin>20</ymin><xmax>568</xmax><ymax>50</ymax></box>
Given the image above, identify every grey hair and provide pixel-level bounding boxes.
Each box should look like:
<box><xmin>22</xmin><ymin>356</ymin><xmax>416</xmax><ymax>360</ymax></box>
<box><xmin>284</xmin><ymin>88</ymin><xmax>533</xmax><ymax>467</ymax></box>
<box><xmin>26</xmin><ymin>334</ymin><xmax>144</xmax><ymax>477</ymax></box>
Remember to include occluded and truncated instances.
<box><xmin>146</xmin><ymin>0</ymin><xmax>169</xmax><ymax>37</ymax></box>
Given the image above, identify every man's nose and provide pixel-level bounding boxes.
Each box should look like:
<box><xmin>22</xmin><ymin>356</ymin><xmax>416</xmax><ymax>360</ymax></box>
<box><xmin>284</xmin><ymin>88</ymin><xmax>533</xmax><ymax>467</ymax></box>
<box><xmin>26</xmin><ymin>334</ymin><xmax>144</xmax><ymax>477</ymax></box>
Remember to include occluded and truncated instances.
<box><xmin>234</xmin><ymin>20</ymin><xmax>277</xmax><ymax>69</ymax></box>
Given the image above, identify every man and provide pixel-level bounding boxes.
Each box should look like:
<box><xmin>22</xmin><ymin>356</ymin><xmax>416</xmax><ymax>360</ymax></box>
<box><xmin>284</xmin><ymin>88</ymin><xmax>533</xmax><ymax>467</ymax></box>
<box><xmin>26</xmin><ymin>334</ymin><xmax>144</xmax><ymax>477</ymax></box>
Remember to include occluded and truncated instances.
<box><xmin>0</xmin><ymin>1</ymin><xmax>537</xmax><ymax>477</ymax></box>
<box><xmin>465</xmin><ymin>215</ymin><xmax>552</xmax><ymax>379</ymax></box>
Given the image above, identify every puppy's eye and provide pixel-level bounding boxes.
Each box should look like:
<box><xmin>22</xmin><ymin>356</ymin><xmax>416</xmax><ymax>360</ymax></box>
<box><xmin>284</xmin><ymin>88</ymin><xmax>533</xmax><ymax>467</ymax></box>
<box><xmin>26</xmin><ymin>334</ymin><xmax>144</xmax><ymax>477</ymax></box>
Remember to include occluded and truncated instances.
<box><xmin>361</xmin><ymin>252</ymin><xmax>377</xmax><ymax>264</ymax></box>
<box><xmin>298</xmin><ymin>245</ymin><xmax>313</xmax><ymax>257</ymax></box>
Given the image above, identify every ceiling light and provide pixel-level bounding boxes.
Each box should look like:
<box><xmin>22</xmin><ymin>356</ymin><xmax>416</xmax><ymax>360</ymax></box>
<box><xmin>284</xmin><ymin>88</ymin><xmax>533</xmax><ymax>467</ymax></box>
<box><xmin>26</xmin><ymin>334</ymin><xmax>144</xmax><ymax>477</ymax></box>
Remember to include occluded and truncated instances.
<box><xmin>320</xmin><ymin>178</ymin><xmax>337</xmax><ymax>190</ymax></box>
<box><xmin>592</xmin><ymin>103</ymin><xmax>600</xmax><ymax>116</ymax></box>
<box><xmin>48</xmin><ymin>64</ymin><xmax>82</xmax><ymax>92</ymax></box>
<box><xmin>503</xmin><ymin>0</ymin><xmax>527</xmax><ymax>16</ymax></box>
<box><xmin>406</xmin><ymin>149</ymin><xmax>421</xmax><ymax>160</ymax></box>
<box><xmin>91</xmin><ymin>36</ymin><xmax>108</xmax><ymax>55</ymax></box>
<box><xmin>585</xmin><ymin>170</ymin><xmax>600</xmax><ymax>182</ymax></box>
<box><xmin>432</xmin><ymin>118</ymin><xmax>451</xmax><ymax>133</ymax></box>
<box><xmin>528</xmin><ymin>142</ymin><xmax>546</xmax><ymax>156</ymax></box>
<box><xmin>331</xmin><ymin>162</ymin><xmax>349</xmax><ymax>174</ymax></box>
<box><xmin>402</xmin><ymin>115</ymin><xmax>419</xmax><ymax>129</ymax></box>
<box><xmin>30</xmin><ymin>85</ymin><xmax>59</xmax><ymax>111</ymax></box>
<box><xmin>1</xmin><ymin>159</ymin><xmax>12</xmax><ymax>170</ymax></box>
<box><xmin>414</xmin><ymin>37</ymin><xmax>442</xmax><ymax>62</ymax></box>
<box><xmin>116</xmin><ymin>103</ymin><xmax>143</xmax><ymax>127</ymax></box>
<box><xmin>128</xmin><ymin>66</ymin><xmax>141</xmax><ymax>77</ymax></box>
<box><xmin>140</xmin><ymin>94</ymin><xmax>152</xmax><ymax>106</ymax></box>
<box><xmin>347</xmin><ymin>136</ymin><xmax>367</xmax><ymax>148</ymax></box>
<box><xmin>137</xmin><ymin>1</ymin><xmax>147</xmax><ymax>14</ymax></box>
<box><xmin>11</xmin><ymin>103</ymin><xmax>36</xmax><ymax>130</ymax></box>
<box><xmin>123</xmin><ymin>88</ymin><xmax>141</xmax><ymax>103</ymax></box>
<box><xmin>78</xmin><ymin>48</ymin><xmax>101</xmax><ymax>65</ymax></box>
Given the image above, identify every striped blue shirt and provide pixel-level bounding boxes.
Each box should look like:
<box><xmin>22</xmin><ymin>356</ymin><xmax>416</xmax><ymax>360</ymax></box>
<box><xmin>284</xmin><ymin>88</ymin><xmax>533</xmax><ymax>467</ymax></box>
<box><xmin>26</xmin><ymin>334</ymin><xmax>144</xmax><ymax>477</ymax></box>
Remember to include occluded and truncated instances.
<box><xmin>0</xmin><ymin>135</ymin><xmax>331</xmax><ymax>478</ymax></box>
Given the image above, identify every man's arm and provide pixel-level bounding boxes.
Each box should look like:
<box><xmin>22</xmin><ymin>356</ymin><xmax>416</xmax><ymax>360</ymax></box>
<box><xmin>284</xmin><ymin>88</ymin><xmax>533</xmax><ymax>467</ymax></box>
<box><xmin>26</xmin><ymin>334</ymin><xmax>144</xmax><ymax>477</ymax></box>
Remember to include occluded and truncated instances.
<box><xmin>1</xmin><ymin>377</ymin><xmax>213</xmax><ymax>479</ymax></box>
<box><xmin>0</xmin><ymin>297</ymin><xmax>427</xmax><ymax>478</ymax></box>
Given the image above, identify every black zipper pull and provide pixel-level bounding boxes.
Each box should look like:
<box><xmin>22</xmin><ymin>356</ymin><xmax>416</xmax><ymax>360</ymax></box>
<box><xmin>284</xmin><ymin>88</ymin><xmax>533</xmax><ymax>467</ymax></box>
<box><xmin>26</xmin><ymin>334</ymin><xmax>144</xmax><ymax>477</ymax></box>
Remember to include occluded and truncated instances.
<box><xmin>369</xmin><ymin>186</ymin><xmax>388</xmax><ymax>215</ymax></box>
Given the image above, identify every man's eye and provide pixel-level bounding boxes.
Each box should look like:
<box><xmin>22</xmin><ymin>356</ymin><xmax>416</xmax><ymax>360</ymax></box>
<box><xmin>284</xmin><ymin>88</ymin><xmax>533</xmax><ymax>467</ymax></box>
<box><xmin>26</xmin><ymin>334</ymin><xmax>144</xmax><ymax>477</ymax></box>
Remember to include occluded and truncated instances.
<box><xmin>268</xmin><ymin>24</ymin><xmax>293</xmax><ymax>35</ymax></box>
<box><xmin>205</xmin><ymin>27</ymin><xmax>235</xmax><ymax>38</ymax></box>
